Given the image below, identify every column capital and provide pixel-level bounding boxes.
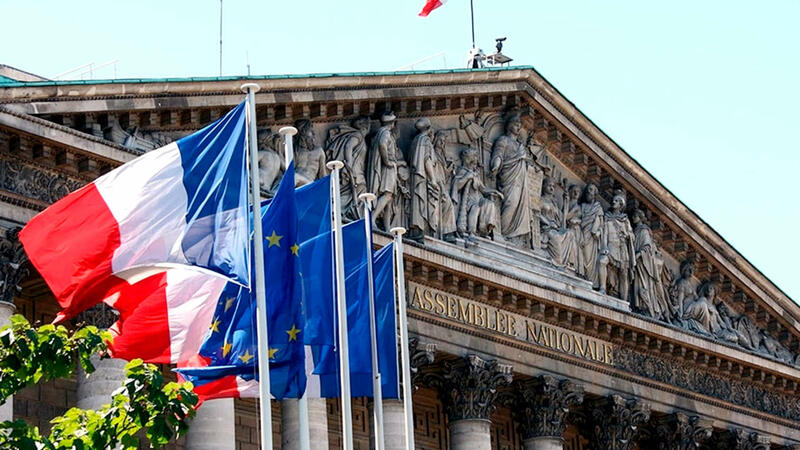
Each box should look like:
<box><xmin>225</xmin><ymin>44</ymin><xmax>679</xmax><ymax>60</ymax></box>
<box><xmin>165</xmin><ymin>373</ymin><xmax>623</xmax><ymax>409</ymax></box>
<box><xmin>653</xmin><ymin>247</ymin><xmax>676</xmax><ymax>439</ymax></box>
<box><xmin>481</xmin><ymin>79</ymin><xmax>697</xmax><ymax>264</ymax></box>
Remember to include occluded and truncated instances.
<box><xmin>587</xmin><ymin>394</ymin><xmax>650</xmax><ymax>450</ymax></box>
<box><xmin>0</xmin><ymin>226</ymin><xmax>28</xmax><ymax>305</ymax></box>
<box><xmin>709</xmin><ymin>429</ymin><xmax>771</xmax><ymax>450</ymax></box>
<box><xmin>438</xmin><ymin>354</ymin><xmax>513</xmax><ymax>422</ymax></box>
<box><xmin>513</xmin><ymin>375</ymin><xmax>584</xmax><ymax>440</ymax></box>
<box><xmin>643</xmin><ymin>412</ymin><xmax>712</xmax><ymax>450</ymax></box>
<box><xmin>409</xmin><ymin>337</ymin><xmax>436</xmax><ymax>388</ymax></box>
<box><xmin>77</xmin><ymin>302</ymin><xmax>118</xmax><ymax>329</ymax></box>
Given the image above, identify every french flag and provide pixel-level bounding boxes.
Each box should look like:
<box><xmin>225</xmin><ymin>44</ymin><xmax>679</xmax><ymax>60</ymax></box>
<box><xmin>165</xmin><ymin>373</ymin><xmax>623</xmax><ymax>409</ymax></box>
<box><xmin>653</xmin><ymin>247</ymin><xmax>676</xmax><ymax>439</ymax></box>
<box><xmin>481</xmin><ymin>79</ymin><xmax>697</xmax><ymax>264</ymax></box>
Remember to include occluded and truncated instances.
<box><xmin>419</xmin><ymin>0</ymin><xmax>447</xmax><ymax>17</ymax></box>
<box><xmin>19</xmin><ymin>102</ymin><xmax>250</xmax><ymax>322</ymax></box>
<box><xmin>105</xmin><ymin>269</ymin><xmax>227</xmax><ymax>364</ymax></box>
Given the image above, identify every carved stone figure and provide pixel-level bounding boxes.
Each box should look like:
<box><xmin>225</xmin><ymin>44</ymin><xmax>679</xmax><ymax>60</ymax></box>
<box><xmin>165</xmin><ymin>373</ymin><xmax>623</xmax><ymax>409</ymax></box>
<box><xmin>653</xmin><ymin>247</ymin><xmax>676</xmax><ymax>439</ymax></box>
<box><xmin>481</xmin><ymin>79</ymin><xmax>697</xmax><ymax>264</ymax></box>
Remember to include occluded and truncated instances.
<box><xmin>539</xmin><ymin>177</ymin><xmax>578</xmax><ymax>269</ymax></box>
<box><xmin>368</xmin><ymin>112</ymin><xmax>409</xmax><ymax>230</ymax></box>
<box><xmin>408</xmin><ymin>119</ymin><xmax>457</xmax><ymax>242</ymax></box>
<box><xmin>490</xmin><ymin>112</ymin><xmax>533</xmax><ymax>247</ymax></box>
<box><xmin>325</xmin><ymin>116</ymin><xmax>371</xmax><ymax>220</ymax></box>
<box><xmin>578</xmin><ymin>183</ymin><xmax>604</xmax><ymax>288</ymax></box>
<box><xmin>257</xmin><ymin>129</ymin><xmax>283</xmax><ymax>197</ymax></box>
<box><xmin>682</xmin><ymin>281</ymin><xmax>738</xmax><ymax>342</ymax></box>
<box><xmin>669</xmin><ymin>259</ymin><xmax>696</xmax><ymax>321</ymax></box>
<box><xmin>293</xmin><ymin>119</ymin><xmax>327</xmax><ymax>187</ymax></box>
<box><xmin>631</xmin><ymin>209</ymin><xmax>672</xmax><ymax>321</ymax></box>
<box><xmin>599</xmin><ymin>192</ymin><xmax>635</xmax><ymax>300</ymax></box>
<box><xmin>451</xmin><ymin>147</ymin><xmax>502</xmax><ymax>245</ymax></box>
<box><xmin>0</xmin><ymin>227</ymin><xmax>28</xmax><ymax>304</ymax></box>
<box><xmin>565</xmin><ymin>184</ymin><xmax>583</xmax><ymax>270</ymax></box>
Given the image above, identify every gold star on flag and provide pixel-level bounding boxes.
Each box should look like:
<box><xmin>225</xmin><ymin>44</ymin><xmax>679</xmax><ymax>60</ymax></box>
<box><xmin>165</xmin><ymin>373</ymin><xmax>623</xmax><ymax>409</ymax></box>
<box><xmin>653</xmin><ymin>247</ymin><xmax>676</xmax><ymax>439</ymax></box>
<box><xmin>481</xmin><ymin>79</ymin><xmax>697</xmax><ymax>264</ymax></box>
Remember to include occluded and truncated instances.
<box><xmin>290</xmin><ymin>243</ymin><xmax>300</xmax><ymax>256</ymax></box>
<box><xmin>221</xmin><ymin>341</ymin><xmax>232</xmax><ymax>357</ymax></box>
<box><xmin>286</xmin><ymin>324</ymin><xmax>301</xmax><ymax>341</ymax></box>
<box><xmin>266</xmin><ymin>230</ymin><xmax>283</xmax><ymax>248</ymax></box>
<box><xmin>209</xmin><ymin>318</ymin><xmax>220</xmax><ymax>333</ymax></box>
<box><xmin>238</xmin><ymin>349</ymin><xmax>254</xmax><ymax>363</ymax></box>
<box><xmin>268</xmin><ymin>348</ymin><xmax>279</xmax><ymax>359</ymax></box>
<box><xmin>224</xmin><ymin>297</ymin><xmax>236</xmax><ymax>312</ymax></box>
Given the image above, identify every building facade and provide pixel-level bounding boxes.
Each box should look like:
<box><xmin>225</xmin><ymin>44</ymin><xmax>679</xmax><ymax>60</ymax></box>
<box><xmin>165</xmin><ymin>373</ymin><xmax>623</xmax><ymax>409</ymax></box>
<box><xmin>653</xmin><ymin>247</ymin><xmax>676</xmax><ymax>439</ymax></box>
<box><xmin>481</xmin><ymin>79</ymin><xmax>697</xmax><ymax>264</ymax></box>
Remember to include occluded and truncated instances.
<box><xmin>1</xmin><ymin>66</ymin><xmax>799</xmax><ymax>449</ymax></box>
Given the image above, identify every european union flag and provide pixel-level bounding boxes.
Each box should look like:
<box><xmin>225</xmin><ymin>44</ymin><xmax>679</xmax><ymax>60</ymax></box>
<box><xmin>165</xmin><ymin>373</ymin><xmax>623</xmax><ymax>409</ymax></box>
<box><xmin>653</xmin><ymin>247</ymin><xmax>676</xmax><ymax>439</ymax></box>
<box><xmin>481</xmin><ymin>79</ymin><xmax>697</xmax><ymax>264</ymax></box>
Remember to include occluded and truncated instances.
<box><xmin>299</xmin><ymin>220</ymin><xmax>399</xmax><ymax>399</ymax></box>
<box><xmin>310</xmin><ymin>243</ymin><xmax>399</xmax><ymax>398</ymax></box>
<box><xmin>178</xmin><ymin>164</ymin><xmax>331</xmax><ymax>400</ymax></box>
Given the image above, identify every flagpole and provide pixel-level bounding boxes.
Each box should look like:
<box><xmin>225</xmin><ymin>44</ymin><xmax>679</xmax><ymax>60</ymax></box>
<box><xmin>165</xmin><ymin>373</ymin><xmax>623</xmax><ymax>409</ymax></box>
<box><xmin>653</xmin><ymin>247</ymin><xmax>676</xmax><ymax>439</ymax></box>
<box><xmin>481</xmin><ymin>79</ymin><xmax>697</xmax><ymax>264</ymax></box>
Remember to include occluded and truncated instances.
<box><xmin>359</xmin><ymin>193</ymin><xmax>385</xmax><ymax>450</ymax></box>
<box><xmin>241</xmin><ymin>83</ymin><xmax>273</xmax><ymax>450</ymax></box>
<box><xmin>389</xmin><ymin>226</ymin><xmax>415</xmax><ymax>449</ymax></box>
<box><xmin>278</xmin><ymin>126</ymin><xmax>311</xmax><ymax>450</ymax></box>
<box><xmin>327</xmin><ymin>161</ymin><xmax>354</xmax><ymax>450</ymax></box>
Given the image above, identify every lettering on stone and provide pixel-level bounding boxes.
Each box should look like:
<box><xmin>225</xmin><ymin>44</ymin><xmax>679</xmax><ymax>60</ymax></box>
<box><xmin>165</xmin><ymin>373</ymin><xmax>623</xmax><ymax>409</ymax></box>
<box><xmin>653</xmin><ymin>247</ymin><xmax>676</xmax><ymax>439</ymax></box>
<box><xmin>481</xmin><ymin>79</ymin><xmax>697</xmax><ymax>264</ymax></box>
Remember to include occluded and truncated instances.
<box><xmin>408</xmin><ymin>282</ymin><xmax>615</xmax><ymax>365</ymax></box>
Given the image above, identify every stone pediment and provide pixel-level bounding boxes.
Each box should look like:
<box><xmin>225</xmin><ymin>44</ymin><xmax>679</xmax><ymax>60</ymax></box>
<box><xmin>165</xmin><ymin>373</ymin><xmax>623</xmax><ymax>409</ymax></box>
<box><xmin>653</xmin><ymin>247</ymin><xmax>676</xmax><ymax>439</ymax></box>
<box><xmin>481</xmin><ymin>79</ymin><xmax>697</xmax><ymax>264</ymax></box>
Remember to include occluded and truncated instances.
<box><xmin>2</xmin><ymin>67</ymin><xmax>799</xmax><ymax>403</ymax></box>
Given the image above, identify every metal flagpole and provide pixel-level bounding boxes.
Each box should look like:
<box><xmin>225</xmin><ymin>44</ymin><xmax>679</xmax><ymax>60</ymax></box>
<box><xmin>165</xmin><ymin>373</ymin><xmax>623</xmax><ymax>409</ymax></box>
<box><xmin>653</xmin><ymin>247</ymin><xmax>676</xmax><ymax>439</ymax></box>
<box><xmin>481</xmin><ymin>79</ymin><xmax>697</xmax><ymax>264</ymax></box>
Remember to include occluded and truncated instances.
<box><xmin>359</xmin><ymin>193</ymin><xmax>385</xmax><ymax>450</ymax></box>
<box><xmin>278</xmin><ymin>126</ymin><xmax>311</xmax><ymax>450</ymax></box>
<box><xmin>241</xmin><ymin>83</ymin><xmax>273</xmax><ymax>450</ymax></box>
<box><xmin>469</xmin><ymin>0</ymin><xmax>476</xmax><ymax>49</ymax></box>
<box><xmin>327</xmin><ymin>160</ymin><xmax>354</xmax><ymax>450</ymax></box>
<box><xmin>389</xmin><ymin>227</ymin><xmax>415</xmax><ymax>449</ymax></box>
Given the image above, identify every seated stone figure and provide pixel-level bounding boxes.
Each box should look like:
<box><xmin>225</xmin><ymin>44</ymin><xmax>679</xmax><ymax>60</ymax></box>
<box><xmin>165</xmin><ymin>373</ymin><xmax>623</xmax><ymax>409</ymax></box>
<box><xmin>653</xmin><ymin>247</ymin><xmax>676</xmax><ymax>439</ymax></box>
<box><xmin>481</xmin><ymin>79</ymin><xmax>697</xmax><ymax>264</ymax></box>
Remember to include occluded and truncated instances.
<box><xmin>538</xmin><ymin>177</ymin><xmax>578</xmax><ymax>269</ymax></box>
<box><xmin>682</xmin><ymin>281</ymin><xmax>738</xmax><ymax>343</ymax></box>
<box><xmin>257</xmin><ymin>129</ymin><xmax>283</xmax><ymax>197</ymax></box>
<box><xmin>451</xmin><ymin>147</ymin><xmax>502</xmax><ymax>246</ymax></box>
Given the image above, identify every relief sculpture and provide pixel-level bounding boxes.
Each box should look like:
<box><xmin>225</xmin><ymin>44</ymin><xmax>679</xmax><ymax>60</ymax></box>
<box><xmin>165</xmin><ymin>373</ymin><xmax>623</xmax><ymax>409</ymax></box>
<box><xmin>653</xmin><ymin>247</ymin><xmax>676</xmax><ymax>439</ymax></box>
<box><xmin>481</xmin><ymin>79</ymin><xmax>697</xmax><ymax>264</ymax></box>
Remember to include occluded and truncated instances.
<box><xmin>293</xmin><ymin>118</ymin><xmax>327</xmax><ymax>187</ymax></box>
<box><xmin>490</xmin><ymin>112</ymin><xmax>533</xmax><ymax>247</ymax></box>
<box><xmin>451</xmin><ymin>147</ymin><xmax>502</xmax><ymax>245</ymax></box>
<box><xmin>325</xmin><ymin>116</ymin><xmax>371</xmax><ymax>221</ymax></box>
<box><xmin>368</xmin><ymin>112</ymin><xmax>409</xmax><ymax>230</ymax></box>
<box><xmin>408</xmin><ymin>119</ymin><xmax>456</xmax><ymax>242</ymax></box>
<box><xmin>539</xmin><ymin>177</ymin><xmax>578</xmax><ymax>269</ymax></box>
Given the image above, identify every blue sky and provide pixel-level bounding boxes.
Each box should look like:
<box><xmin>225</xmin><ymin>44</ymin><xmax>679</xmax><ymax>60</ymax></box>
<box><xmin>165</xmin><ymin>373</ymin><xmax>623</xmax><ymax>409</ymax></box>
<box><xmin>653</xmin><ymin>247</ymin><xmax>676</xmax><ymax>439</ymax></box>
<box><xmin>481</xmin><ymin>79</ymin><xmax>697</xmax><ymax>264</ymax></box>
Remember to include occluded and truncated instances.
<box><xmin>3</xmin><ymin>1</ymin><xmax>799</xmax><ymax>301</ymax></box>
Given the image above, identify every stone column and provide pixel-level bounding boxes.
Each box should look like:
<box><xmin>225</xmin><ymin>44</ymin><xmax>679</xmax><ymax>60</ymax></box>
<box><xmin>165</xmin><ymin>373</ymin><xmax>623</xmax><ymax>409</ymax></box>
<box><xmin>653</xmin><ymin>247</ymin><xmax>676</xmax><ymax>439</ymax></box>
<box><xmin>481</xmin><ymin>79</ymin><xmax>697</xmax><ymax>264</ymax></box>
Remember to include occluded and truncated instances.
<box><xmin>75</xmin><ymin>356</ymin><xmax>127</xmax><ymax>410</ymax></box>
<box><xmin>373</xmin><ymin>337</ymin><xmax>436</xmax><ymax>449</ymax></box>
<box><xmin>0</xmin><ymin>225</ymin><xmax>27</xmax><ymax>421</ymax></box>
<box><xmin>587</xmin><ymin>394</ymin><xmax>650</xmax><ymax>450</ymax></box>
<box><xmin>513</xmin><ymin>375</ymin><xmax>584</xmax><ymax>450</ymax></box>
<box><xmin>708</xmin><ymin>429</ymin><xmax>771</xmax><ymax>450</ymax></box>
<box><xmin>185</xmin><ymin>398</ymin><xmax>235</xmax><ymax>450</ymax></box>
<box><xmin>435</xmin><ymin>354</ymin><xmax>513</xmax><ymax>450</ymax></box>
<box><xmin>0</xmin><ymin>301</ymin><xmax>15</xmax><ymax>421</ymax></box>
<box><xmin>281</xmin><ymin>397</ymin><xmax>328</xmax><ymax>449</ymax></box>
<box><xmin>642</xmin><ymin>413</ymin><xmax>711</xmax><ymax>450</ymax></box>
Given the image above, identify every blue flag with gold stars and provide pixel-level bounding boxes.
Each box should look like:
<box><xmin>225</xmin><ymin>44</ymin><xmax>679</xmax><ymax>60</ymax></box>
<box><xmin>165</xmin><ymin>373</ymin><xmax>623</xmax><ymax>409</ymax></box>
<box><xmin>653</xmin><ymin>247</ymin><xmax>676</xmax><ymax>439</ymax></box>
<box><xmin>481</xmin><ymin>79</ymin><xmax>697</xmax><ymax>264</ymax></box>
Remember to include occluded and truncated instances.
<box><xmin>178</xmin><ymin>164</ymin><xmax>331</xmax><ymax>400</ymax></box>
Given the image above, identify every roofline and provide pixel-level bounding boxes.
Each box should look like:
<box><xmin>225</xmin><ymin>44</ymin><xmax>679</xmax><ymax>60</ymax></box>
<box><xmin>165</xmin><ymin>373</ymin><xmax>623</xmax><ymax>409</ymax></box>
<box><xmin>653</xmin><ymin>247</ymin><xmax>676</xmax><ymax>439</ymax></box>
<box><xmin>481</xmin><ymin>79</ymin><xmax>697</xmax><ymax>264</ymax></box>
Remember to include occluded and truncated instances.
<box><xmin>0</xmin><ymin>65</ymin><xmax>534</xmax><ymax>88</ymax></box>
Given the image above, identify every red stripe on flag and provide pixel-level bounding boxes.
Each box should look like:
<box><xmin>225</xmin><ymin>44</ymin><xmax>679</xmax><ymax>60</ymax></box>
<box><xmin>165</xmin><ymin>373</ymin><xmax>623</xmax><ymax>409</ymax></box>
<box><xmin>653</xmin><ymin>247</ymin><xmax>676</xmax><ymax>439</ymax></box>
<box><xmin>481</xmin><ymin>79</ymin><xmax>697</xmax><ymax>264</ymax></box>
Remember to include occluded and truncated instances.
<box><xmin>418</xmin><ymin>0</ymin><xmax>443</xmax><ymax>17</ymax></box>
<box><xmin>107</xmin><ymin>272</ymin><xmax>172</xmax><ymax>363</ymax></box>
<box><xmin>19</xmin><ymin>182</ymin><xmax>122</xmax><ymax>322</ymax></box>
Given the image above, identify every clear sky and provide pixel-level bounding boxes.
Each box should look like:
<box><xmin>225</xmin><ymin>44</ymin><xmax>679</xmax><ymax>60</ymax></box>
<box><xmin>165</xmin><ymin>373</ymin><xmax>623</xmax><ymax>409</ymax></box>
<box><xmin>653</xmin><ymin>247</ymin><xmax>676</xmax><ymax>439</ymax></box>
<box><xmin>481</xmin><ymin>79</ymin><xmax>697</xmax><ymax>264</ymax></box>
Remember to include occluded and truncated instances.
<box><xmin>3</xmin><ymin>1</ymin><xmax>799</xmax><ymax>301</ymax></box>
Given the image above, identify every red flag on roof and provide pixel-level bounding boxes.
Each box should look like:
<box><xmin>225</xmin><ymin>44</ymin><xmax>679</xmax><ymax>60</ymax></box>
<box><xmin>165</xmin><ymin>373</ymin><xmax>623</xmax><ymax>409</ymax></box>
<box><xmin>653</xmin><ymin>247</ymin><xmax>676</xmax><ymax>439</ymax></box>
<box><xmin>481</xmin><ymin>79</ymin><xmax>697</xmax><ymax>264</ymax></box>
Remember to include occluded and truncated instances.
<box><xmin>419</xmin><ymin>0</ymin><xmax>447</xmax><ymax>17</ymax></box>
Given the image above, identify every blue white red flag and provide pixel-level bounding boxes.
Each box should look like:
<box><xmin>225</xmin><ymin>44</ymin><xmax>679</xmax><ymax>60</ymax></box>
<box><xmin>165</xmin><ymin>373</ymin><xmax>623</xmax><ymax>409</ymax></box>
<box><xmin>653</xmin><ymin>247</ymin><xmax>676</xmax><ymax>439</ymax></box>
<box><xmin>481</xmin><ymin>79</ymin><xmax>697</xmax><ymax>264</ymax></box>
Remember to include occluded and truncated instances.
<box><xmin>419</xmin><ymin>0</ymin><xmax>447</xmax><ymax>17</ymax></box>
<box><xmin>19</xmin><ymin>102</ymin><xmax>250</xmax><ymax>322</ymax></box>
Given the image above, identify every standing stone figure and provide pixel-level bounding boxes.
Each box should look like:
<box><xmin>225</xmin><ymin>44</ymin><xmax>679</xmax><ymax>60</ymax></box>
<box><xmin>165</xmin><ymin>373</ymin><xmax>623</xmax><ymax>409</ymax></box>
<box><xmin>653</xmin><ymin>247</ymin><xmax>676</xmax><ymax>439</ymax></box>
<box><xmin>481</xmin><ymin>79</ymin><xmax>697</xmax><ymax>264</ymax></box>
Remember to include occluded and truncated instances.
<box><xmin>598</xmin><ymin>192</ymin><xmax>635</xmax><ymax>300</ymax></box>
<box><xmin>631</xmin><ymin>209</ymin><xmax>671</xmax><ymax>320</ymax></box>
<box><xmin>490</xmin><ymin>112</ymin><xmax>533</xmax><ymax>247</ymax></box>
<box><xmin>565</xmin><ymin>184</ymin><xmax>583</xmax><ymax>270</ymax></box>
<box><xmin>538</xmin><ymin>177</ymin><xmax>578</xmax><ymax>269</ymax></box>
<box><xmin>451</xmin><ymin>147</ymin><xmax>502</xmax><ymax>245</ymax></box>
<box><xmin>368</xmin><ymin>112</ymin><xmax>408</xmax><ymax>230</ymax></box>
<box><xmin>409</xmin><ymin>120</ymin><xmax>457</xmax><ymax>242</ymax></box>
<box><xmin>578</xmin><ymin>183</ymin><xmax>604</xmax><ymax>288</ymax></box>
<box><xmin>293</xmin><ymin>119</ymin><xmax>328</xmax><ymax>187</ymax></box>
<box><xmin>257</xmin><ymin>129</ymin><xmax>283</xmax><ymax>197</ymax></box>
<box><xmin>325</xmin><ymin>116</ymin><xmax>371</xmax><ymax>220</ymax></box>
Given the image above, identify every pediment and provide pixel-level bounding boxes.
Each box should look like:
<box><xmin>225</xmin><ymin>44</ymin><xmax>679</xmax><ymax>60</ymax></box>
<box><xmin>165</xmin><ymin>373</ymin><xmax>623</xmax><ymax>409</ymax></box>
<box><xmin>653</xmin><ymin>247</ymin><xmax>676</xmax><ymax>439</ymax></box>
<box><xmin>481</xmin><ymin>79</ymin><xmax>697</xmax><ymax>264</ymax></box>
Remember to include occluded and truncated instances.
<box><xmin>1</xmin><ymin>67</ymin><xmax>798</xmax><ymax>375</ymax></box>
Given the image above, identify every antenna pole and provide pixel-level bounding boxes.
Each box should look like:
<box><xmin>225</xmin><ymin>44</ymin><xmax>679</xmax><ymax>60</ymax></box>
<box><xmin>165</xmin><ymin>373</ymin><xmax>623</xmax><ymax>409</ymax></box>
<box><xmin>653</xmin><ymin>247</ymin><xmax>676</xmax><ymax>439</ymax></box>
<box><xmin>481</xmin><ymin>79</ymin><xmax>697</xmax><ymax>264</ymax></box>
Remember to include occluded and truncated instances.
<box><xmin>470</xmin><ymin>0</ymin><xmax>476</xmax><ymax>48</ymax></box>
<box><xmin>219</xmin><ymin>0</ymin><xmax>223</xmax><ymax>76</ymax></box>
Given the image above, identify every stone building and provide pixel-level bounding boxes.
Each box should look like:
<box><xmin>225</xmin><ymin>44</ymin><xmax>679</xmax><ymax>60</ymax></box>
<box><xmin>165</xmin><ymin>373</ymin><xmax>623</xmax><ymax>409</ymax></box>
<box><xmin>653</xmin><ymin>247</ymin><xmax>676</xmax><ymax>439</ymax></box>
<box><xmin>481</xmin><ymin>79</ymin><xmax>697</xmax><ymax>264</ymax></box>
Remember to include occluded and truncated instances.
<box><xmin>1</xmin><ymin>65</ymin><xmax>799</xmax><ymax>449</ymax></box>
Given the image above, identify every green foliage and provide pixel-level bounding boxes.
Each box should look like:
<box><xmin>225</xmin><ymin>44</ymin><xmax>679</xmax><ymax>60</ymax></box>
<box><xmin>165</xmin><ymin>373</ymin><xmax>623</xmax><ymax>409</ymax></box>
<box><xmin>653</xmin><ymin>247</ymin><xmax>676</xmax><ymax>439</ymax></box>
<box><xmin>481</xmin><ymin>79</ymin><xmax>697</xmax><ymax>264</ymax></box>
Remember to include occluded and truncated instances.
<box><xmin>0</xmin><ymin>314</ymin><xmax>109</xmax><ymax>403</ymax></box>
<box><xmin>0</xmin><ymin>315</ymin><xmax>198</xmax><ymax>449</ymax></box>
